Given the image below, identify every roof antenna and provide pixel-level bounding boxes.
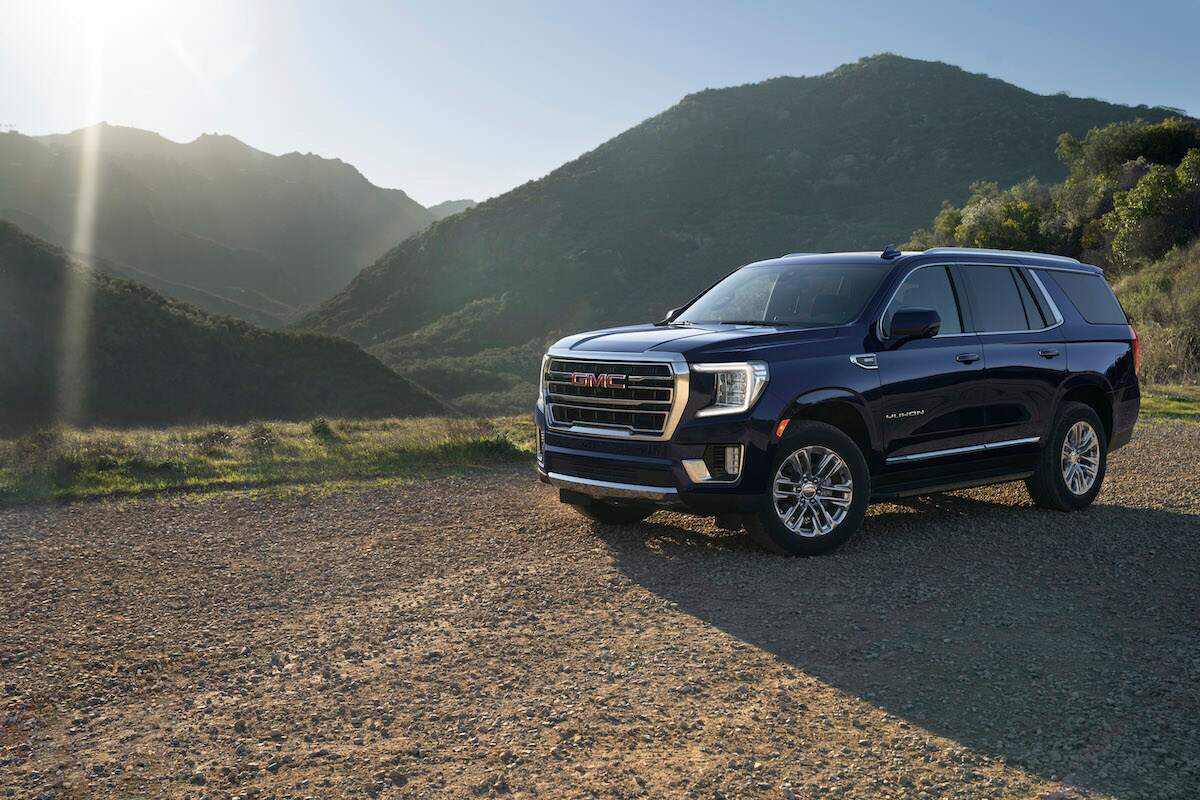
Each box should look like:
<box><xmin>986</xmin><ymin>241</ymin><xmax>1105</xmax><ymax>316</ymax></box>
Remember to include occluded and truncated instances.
<box><xmin>881</xmin><ymin>244</ymin><xmax>902</xmax><ymax>260</ymax></box>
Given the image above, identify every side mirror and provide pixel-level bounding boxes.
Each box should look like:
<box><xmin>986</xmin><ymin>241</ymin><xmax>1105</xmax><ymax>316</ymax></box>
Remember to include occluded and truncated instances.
<box><xmin>888</xmin><ymin>307</ymin><xmax>941</xmax><ymax>340</ymax></box>
<box><xmin>659</xmin><ymin>306</ymin><xmax>682</xmax><ymax>324</ymax></box>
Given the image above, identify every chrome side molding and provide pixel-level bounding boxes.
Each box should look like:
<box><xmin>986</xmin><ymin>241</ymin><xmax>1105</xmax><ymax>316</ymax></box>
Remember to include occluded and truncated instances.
<box><xmin>886</xmin><ymin>436</ymin><xmax>1041</xmax><ymax>464</ymax></box>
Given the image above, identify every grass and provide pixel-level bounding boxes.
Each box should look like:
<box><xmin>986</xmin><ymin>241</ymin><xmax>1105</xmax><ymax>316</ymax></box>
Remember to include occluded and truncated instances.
<box><xmin>0</xmin><ymin>416</ymin><xmax>535</xmax><ymax>504</ymax></box>
<box><xmin>2</xmin><ymin>385</ymin><xmax>1193</xmax><ymax>505</ymax></box>
<box><xmin>1140</xmin><ymin>383</ymin><xmax>1200</xmax><ymax>420</ymax></box>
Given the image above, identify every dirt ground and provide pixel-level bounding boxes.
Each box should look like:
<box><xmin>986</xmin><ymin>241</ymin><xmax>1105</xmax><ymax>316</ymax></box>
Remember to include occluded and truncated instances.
<box><xmin>2</xmin><ymin>422</ymin><xmax>1198</xmax><ymax>799</ymax></box>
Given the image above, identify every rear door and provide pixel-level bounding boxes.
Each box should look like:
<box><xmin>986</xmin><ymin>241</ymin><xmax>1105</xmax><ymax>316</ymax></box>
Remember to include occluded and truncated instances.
<box><xmin>873</xmin><ymin>264</ymin><xmax>990</xmax><ymax>461</ymax></box>
<box><xmin>957</xmin><ymin>264</ymin><xmax>1065</xmax><ymax>445</ymax></box>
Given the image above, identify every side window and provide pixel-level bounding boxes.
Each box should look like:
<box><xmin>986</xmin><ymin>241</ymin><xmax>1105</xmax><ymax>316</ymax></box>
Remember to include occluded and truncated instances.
<box><xmin>961</xmin><ymin>266</ymin><xmax>1034</xmax><ymax>332</ymax></box>
<box><xmin>1047</xmin><ymin>271</ymin><xmax>1128</xmax><ymax>325</ymax></box>
<box><xmin>882</xmin><ymin>266</ymin><xmax>963</xmax><ymax>337</ymax></box>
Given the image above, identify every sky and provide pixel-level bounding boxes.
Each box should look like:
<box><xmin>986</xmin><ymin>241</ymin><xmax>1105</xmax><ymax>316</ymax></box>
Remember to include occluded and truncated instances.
<box><xmin>2</xmin><ymin>0</ymin><xmax>1197</xmax><ymax>206</ymax></box>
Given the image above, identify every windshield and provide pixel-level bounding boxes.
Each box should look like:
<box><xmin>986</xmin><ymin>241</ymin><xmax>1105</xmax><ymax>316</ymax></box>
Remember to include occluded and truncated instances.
<box><xmin>674</xmin><ymin>262</ymin><xmax>890</xmax><ymax>327</ymax></box>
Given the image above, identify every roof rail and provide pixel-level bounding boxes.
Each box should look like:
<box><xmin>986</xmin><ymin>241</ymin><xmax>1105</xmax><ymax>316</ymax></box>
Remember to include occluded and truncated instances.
<box><xmin>923</xmin><ymin>246</ymin><xmax>1081</xmax><ymax>264</ymax></box>
<box><xmin>780</xmin><ymin>251</ymin><xmax>817</xmax><ymax>258</ymax></box>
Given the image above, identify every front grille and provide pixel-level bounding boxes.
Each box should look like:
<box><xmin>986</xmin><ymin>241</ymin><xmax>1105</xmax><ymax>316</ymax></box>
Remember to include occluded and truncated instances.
<box><xmin>546</xmin><ymin>453</ymin><xmax>674</xmax><ymax>487</ymax></box>
<box><xmin>545</xmin><ymin>358</ymin><xmax>677</xmax><ymax>438</ymax></box>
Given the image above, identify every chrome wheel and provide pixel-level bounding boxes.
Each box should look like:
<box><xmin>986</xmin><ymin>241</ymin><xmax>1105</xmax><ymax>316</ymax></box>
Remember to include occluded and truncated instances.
<box><xmin>773</xmin><ymin>445</ymin><xmax>853</xmax><ymax>537</ymax></box>
<box><xmin>1061</xmin><ymin>421</ymin><xmax>1100</xmax><ymax>495</ymax></box>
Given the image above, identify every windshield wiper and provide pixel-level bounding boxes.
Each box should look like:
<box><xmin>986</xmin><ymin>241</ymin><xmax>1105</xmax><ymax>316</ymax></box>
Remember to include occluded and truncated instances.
<box><xmin>711</xmin><ymin>320</ymin><xmax>783</xmax><ymax>327</ymax></box>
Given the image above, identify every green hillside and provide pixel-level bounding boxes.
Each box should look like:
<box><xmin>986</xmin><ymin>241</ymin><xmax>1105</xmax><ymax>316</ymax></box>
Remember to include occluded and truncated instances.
<box><xmin>0</xmin><ymin>124</ymin><xmax>434</xmax><ymax>327</ymax></box>
<box><xmin>905</xmin><ymin>116</ymin><xmax>1200</xmax><ymax>381</ymax></box>
<box><xmin>298</xmin><ymin>54</ymin><xmax>1176</xmax><ymax>412</ymax></box>
<box><xmin>0</xmin><ymin>221</ymin><xmax>444</xmax><ymax>432</ymax></box>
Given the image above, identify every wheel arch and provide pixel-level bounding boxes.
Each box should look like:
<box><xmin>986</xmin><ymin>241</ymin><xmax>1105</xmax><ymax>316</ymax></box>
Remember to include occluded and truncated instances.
<box><xmin>1058</xmin><ymin>375</ymin><xmax>1114</xmax><ymax>443</ymax></box>
<box><xmin>776</xmin><ymin>389</ymin><xmax>878</xmax><ymax>462</ymax></box>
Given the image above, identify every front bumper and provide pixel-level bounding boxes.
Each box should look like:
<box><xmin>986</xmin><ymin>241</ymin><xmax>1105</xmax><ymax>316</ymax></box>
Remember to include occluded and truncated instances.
<box><xmin>534</xmin><ymin>406</ymin><xmax>770</xmax><ymax>514</ymax></box>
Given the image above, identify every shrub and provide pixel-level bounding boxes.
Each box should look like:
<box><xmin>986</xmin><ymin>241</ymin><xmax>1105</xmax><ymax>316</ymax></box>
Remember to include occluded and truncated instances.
<box><xmin>309</xmin><ymin>417</ymin><xmax>339</xmax><ymax>442</ymax></box>
<box><xmin>246</xmin><ymin>423</ymin><xmax>280</xmax><ymax>453</ymax></box>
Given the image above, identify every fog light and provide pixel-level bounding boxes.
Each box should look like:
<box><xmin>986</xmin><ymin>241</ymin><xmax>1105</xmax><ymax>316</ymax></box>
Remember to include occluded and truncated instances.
<box><xmin>723</xmin><ymin>445</ymin><xmax>742</xmax><ymax>477</ymax></box>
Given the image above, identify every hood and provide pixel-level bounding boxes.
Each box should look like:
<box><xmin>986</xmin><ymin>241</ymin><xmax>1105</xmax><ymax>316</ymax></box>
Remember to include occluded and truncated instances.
<box><xmin>551</xmin><ymin>322</ymin><xmax>839</xmax><ymax>359</ymax></box>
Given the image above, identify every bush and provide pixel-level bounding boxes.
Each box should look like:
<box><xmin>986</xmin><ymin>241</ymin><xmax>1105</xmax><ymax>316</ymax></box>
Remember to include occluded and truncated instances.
<box><xmin>246</xmin><ymin>423</ymin><xmax>280</xmax><ymax>453</ymax></box>
<box><xmin>309</xmin><ymin>417</ymin><xmax>339</xmax><ymax>442</ymax></box>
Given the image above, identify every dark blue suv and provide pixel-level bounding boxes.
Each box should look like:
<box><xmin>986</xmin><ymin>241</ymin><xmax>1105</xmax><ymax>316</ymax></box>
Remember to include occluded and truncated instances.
<box><xmin>535</xmin><ymin>247</ymin><xmax>1140</xmax><ymax>554</ymax></box>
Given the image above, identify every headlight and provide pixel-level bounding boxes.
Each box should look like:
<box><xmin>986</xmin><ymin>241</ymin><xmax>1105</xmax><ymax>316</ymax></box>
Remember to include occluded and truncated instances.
<box><xmin>536</xmin><ymin>353</ymin><xmax>551</xmax><ymax>410</ymax></box>
<box><xmin>693</xmin><ymin>361</ymin><xmax>769</xmax><ymax>417</ymax></box>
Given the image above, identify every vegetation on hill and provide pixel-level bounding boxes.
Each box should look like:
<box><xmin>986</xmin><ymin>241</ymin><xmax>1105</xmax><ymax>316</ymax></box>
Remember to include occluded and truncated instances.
<box><xmin>0</xmin><ymin>124</ymin><xmax>434</xmax><ymax>326</ymax></box>
<box><xmin>298</xmin><ymin>54</ymin><xmax>1176</xmax><ymax>412</ymax></box>
<box><xmin>0</xmin><ymin>221</ymin><xmax>444</xmax><ymax>431</ymax></box>
<box><xmin>906</xmin><ymin>116</ymin><xmax>1200</xmax><ymax>381</ymax></box>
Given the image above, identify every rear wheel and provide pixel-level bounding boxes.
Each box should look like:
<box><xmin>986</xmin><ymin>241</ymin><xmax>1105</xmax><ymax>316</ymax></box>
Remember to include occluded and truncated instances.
<box><xmin>1025</xmin><ymin>401</ymin><xmax>1107</xmax><ymax>511</ymax></box>
<box><xmin>744</xmin><ymin>421</ymin><xmax>870</xmax><ymax>555</ymax></box>
<box><xmin>569</xmin><ymin>498</ymin><xmax>654</xmax><ymax>525</ymax></box>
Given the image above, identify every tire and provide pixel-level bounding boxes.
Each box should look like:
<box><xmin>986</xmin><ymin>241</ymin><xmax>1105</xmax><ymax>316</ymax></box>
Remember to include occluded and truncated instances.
<box><xmin>569</xmin><ymin>498</ymin><xmax>654</xmax><ymax>525</ymax></box>
<box><xmin>1025</xmin><ymin>401</ymin><xmax>1108</xmax><ymax>511</ymax></box>
<box><xmin>744</xmin><ymin>421</ymin><xmax>871</xmax><ymax>555</ymax></box>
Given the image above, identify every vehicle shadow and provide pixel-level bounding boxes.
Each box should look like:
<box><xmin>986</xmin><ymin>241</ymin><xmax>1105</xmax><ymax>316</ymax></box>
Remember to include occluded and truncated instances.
<box><xmin>596</xmin><ymin>492</ymin><xmax>1200</xmax><ymax>798</ymax></box>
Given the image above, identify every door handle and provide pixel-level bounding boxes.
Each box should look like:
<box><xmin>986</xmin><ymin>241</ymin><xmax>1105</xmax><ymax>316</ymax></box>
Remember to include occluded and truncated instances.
<box><xmin>1038</xmin><ymin>348</ymin><xmax>1060</xmax><ymax>359</ymax></box>
<box><xmin>955</xmin><ymin>352</ymin><xmax>981</xmax><ymax>364</ymax></box>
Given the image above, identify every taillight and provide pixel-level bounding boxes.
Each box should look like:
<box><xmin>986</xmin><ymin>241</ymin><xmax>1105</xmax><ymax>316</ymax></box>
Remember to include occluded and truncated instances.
<box><xmin>1130</xmin><ymin>325</ymin><xmax>1140</xmax><ymax>372</ymax></box>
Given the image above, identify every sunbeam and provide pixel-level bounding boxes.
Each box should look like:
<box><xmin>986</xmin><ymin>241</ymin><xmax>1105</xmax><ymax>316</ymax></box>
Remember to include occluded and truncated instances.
<box><xmin>55</xmin><ymin>20</ymin><xmax>105</xmax><ymax>426</ymax></box>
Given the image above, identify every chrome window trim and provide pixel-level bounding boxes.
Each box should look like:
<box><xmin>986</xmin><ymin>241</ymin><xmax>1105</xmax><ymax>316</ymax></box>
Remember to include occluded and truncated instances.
<box><xmin>886</xmin><ymin>436</ymin><xmax>1041</xmax><ymax>464</ymax></box>
<box><xmin>544</xmin><ymin>347</ymin><xmax>690</xmax><ymax>441</ymax></box>
<box><xmin>544</xmin><ymin>471</ymin><xmax>678</xmax><ymax>501</ymax></box>
<box><xmin>877</xmin><ymin>261</ymin><xmax>1065</xmax><ymax>341</ymax></box>
<box><xmin>1025</xmin><ymin>268</ymin><xmax>1065</xmax><ymax>326</ymax></box>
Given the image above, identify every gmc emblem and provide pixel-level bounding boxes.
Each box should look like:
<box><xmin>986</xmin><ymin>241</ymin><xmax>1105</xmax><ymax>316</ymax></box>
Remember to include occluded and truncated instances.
<box><xmin>570</xmin><ymin>372</ymin><xmax>626</xmax><ymax>389</ymax></box>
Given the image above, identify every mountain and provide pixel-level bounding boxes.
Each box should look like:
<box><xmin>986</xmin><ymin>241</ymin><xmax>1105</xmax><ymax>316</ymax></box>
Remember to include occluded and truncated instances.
<box><xmin>427</xmin><ymin>199</ymin><xmax>477</xmax><ymax>220</ymax></box>
<box><xmin>297</xmin><ymin>54</ymin><xmax>1178</xmax><ymax>412</ymax></box>
<box><xmin>0</xmin><ymin>124</ymin><xmax>434</xmax><ymax>327</ymax></box>
<box><xmin>0</xmin><ymin>221</ymin><xmax>444</xmax><ymax>431</ymax></box>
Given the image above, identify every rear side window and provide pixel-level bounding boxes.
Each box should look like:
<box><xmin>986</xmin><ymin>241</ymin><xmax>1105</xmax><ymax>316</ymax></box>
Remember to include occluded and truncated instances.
<box><xmin>1047</xmin><ymin>271</ymin><xmax>1127</xmax><ymax>325</ymax></box>
<box><xmin>960</xmin><ymin>265</ymin><xmax>1035</xmax><ymax>332</ymax></box>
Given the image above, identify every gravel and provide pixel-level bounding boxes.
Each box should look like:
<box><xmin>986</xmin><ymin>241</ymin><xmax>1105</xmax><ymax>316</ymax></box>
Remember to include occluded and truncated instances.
<box><xmin>1</xmin><ymin>421</ymin><xmax>1197</xmax><ymax>799</ymax></box>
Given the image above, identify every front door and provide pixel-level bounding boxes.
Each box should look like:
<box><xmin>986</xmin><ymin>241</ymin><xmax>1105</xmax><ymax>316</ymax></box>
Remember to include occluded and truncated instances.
<box><xmin>873</xmin><ymin>264</ymin><xmax>990</xmax><ymax>461</ymax></box>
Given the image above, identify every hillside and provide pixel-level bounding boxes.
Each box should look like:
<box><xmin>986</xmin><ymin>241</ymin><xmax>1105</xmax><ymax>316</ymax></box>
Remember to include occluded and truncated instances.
<box><xmin>0</xmin><ymin>221</ymin><xmax>444</xmax><ymax>431</ymax></box>
<box><xmin>298</xmin><ymin>54</ymin><xmax>1177</xmax><ymax>412</ymax></box>
<box><xmin>0</xmin><ymin>124</ymin><xmax>434</xmax><ymax>327</ymax></box>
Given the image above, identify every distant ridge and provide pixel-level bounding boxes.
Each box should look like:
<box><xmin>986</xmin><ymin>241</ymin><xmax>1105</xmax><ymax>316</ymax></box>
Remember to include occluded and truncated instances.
<box><xmin>0</xmin><ymin>123</ymin><xmax>435</xmax><ymax>327</ymax></box>
<box><xmin>428</xmin><ymin>199</ymin><xmax>477</xmax><ymax>220</ymax></box>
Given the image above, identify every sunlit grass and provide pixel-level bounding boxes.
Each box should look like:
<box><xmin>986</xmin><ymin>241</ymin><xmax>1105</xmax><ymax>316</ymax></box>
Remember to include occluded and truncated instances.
<box><xmin>1141</xmin><ymin>383</ymin><xmax>1200</xmax><ymax>420</ymax></box>
<box><xmin>0</xmin><ymin>416</ymin><xmax>535</xmax><ymax>503</ymax></box>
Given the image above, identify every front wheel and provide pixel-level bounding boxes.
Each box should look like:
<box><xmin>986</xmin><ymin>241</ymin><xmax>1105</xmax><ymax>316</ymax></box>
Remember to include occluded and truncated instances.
<box><xmin>744</xmin><ymin>421</ymin><xmax>870</xmax><ymax>555</ymax></box>
<box><xmin>1026</xmin><ymin>401</ymin><xmax>1107</xmax><ymax>511</ymax></box>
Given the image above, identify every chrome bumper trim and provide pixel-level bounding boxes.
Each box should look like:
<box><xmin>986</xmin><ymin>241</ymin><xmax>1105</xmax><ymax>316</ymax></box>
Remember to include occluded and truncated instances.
<box><xmin>544</xmin><ymin>471</ymin><xmax>678</xmax><ymax>501</ymax></box>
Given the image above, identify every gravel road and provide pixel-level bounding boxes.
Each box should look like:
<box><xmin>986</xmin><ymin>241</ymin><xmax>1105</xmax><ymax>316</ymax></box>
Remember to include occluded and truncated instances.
<box><xmin>2</xmin><ymin>421</ymin><xmax>1198</xmax><ymax>800</ymax></box>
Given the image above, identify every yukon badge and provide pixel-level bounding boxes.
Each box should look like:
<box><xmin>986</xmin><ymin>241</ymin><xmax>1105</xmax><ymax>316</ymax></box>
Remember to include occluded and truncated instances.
<box><xmin>885</xmin><ymin>409</ymin><xmax>925</xmax><ymax>420</ymax></box>
<box><xmin>570</xmin><ymin>372</ymin><xmax>626</xmax><ymax>389</ymax></box>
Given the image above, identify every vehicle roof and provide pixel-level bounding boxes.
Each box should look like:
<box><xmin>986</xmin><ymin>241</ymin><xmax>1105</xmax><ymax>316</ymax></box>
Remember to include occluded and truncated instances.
<box><xmin>759</xmin><ymin>247</ymin><xmax>1103</xmax><ymax>275</ymax></box>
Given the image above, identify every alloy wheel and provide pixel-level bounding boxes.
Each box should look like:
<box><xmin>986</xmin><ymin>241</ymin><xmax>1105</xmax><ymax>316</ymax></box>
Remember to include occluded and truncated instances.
<box><xmin>1060</xmin><ymin>420</ymin><xmax>1100</xmax><ymax>495</ymax></box>
<box><xmin>772</xmin><ymin>445</ymin><xmax>854</xmax><ymax>537</ymax></box>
